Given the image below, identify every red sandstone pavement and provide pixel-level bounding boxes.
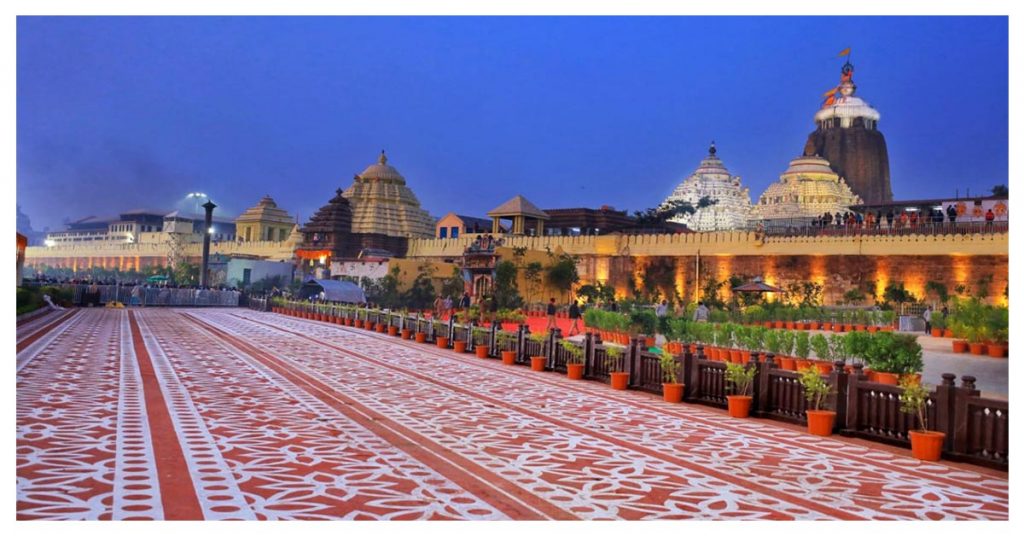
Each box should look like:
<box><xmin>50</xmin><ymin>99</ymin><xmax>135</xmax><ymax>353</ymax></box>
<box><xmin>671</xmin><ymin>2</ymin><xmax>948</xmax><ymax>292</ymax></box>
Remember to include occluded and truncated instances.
<box><xmin>16</xmin><ymin>308</ymin><xmax>1009</xmax><ymax>520</ymax></box>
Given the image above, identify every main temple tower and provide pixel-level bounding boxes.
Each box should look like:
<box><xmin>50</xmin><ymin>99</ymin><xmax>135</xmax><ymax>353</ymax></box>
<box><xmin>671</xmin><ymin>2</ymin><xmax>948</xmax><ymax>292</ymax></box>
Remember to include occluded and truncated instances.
<box><xmin>803</xmin><ymin>59</ymin><xmax>893</xmax><ymax>204</ymax></box>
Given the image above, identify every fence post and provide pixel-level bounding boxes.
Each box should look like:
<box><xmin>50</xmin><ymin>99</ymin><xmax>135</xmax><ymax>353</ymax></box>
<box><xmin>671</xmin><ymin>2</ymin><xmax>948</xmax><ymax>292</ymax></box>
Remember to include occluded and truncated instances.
<box><xmin>749</xmin><ymin>352</ymin><xmax>763</xmax><ymax>414</ymax></box>
<box><xmin>830</xmin><ymin>360</ymin><xmax>848</xmax><ymax>434</ymax></box>
<box><xmin>518</xmin><ymin>324</ymin><xmax>529</xmax><ymax>362</ymax></box>
<box><xmin>934</xmin><ymin>373</ymin><xmax>957</xmax><ymax>452</ymax></box>
<box><xmin>681</xmin><ymin>346</ymin><xmax>694</xmax><ymax>402</ymax></box>
<box><xmin>446</xmin><ymin>315</ymin><xmax>455</xmax><ymax>347</ymax></box>
<box><xmin>627</xmin><ymin>337</ymin><xmax>640</xmax><ymax>387</ymax></box>
<box><xmin>488</xmin><ymin>322</ymin><xmax>497</xmax><ymax>355</ymax></box>
<box><xmin>690</xmin><ymin>345</ymin><xmax>705</xmax><ymax>401</ymax></box>
<box><xmin>754</xmin><ymin>352</ymin><xmax>770</xmax><ymax>415</ymax></box>
<box><xmin>952</xmin><ymin>375</ymin><xmax>980</xmax><ymax>455</ymax></box>
<box><xmin>584</xmin><ymin>332</ymin><xmax>595</xmax><ymax>377</ymax></box>
<box><xmin>843</xmin><ymin>362</ymin><xmax>866</xmax><ymax>433</ymax></box>
<box><xmin>548</xmin><ymin>328</ymin><xmax>562</xmax><ymax>371</ymax></box>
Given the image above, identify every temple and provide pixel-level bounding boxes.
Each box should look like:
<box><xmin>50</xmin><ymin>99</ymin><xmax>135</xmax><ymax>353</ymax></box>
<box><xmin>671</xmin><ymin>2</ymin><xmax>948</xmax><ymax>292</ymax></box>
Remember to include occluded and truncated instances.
<box><xmin>662</xmin><ymin>143</ymin><xmax>752</xmax><ymax>231</ymax></box>
<box><xmin>752</xmin><ymin>154</ymin><xmax>863</xmax><ymax>223</ymax></box>
<box><xmin>234</xmin><ymin>195</ymin><xmax>296</xmax><ymax>242</ymax></box>
<box><xmin>804</xmin><ymin>59</ymin><xmax>893</xmax><ymax>204</ymax></box>
<box><xmin>342</xmin><ymin>151</ymin><xmax>435</xmax><ymax>238</ymax></box>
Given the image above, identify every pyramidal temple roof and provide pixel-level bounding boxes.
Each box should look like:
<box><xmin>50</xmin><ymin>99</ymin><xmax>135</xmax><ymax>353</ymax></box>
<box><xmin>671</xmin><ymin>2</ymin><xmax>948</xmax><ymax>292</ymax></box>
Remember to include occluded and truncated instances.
<box><xmin>487</xmin><ymin>195</ymin><xmax>549</xmax><ymax>219</ymax></box>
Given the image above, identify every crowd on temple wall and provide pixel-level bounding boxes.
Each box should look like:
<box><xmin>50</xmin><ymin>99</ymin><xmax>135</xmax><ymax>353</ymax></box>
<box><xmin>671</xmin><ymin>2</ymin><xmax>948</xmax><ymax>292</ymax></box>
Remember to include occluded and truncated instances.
<box><xmin>813</xmin><ymin>205</ymin><xmax>997</xmax><ymax>230</ymax></box>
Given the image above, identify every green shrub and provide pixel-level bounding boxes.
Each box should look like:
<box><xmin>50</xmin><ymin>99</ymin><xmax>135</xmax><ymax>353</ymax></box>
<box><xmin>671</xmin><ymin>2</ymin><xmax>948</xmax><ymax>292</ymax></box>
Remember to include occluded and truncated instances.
<box><xmin>810</xmin><ymin>333</ymin><xmax>831</xmax><ymax>361</ymax></box>
<box><xmin>794</xmin><ymin>331</ymin><xmax>810</xmax><ymax>359</ymax></box>
<box><xmin>17</xmin><ymin>287</ymin><xmax>44</xmax><ymax>315</ymax></box>
<box><xmin>724</xmin><ymin>362</ymin><xmax>756</xmax><ymax>396</ymax></box>
<box><xmin>799</xmin><ymin>366</ymin><xmax>834</xmax><ymax>411</ymax></box>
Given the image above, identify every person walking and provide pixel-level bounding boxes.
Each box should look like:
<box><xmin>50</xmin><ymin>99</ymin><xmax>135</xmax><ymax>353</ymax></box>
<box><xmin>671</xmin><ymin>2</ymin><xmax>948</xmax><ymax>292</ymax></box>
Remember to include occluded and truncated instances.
<box><xmin>693</xmin><ymin>301</ymin><xmax>710</xmax><ymax>322</ymax></box>
<box><xmin>459</xmin><ymin>292</ymin><xmax>471</xmax><ymax>310</ymax></box>
<box><xmin>985</xmin><ymin>208</ymin><xmax>996</xmax><ymax>231</ymax></box>
<box><xmin>656</xmin><ymin>300</ymin><xmax>668</xmax><ymax>318</ymax></box>
<box><xmin>443</xmin><ymin>295</ymin><xmax>453</xmax><ymax>319</ymax></box>
<box><xmin>433</xmin><ymin>295</ymin><xmax>444</xmax><ymax>319</ymax></box>
<box><xmin>923</xmin><ymin>305</ymin><xmax>933</xmax><ymax>334</ymax></box>
<box><xmin>545</xmin><ymin>298</ymin><xmax>558</xmax><ymax>332</ymax></box>
<box><xmin>567</xmin><ymin>300</ymin><xmax>582</xmax><ymax>336</ymax></box>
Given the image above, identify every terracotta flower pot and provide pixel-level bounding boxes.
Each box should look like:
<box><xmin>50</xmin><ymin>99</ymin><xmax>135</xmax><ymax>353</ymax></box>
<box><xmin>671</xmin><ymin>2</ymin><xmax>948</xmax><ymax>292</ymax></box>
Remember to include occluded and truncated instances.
<box><xmin>530</xmin><ymin>356</ymin><xmax>547</xmax><ymax>371</ymax></box>
<box><xmin>475</xmin><ymin>345</ymin><xmax>489</xmax><ymax>358</ymax></box>
<box><xmin>763</xmin><ymin>321</ymin><xmax>773</xmax><ymax>328</ymax></box>
<box><xmin>354</xmin><ymin>320</ymin><xmax>364</xmax><ymax>328</ymax></box>
<box><xmin>729</xmin><ymin>349</ymin><xmax>742</xmax><ymax>363</ymax></box>
<box><xmin>609</xmin><ymin>371</ymin><xmax>630</xmax><ymax>390</ymax></box>
<box><xmin>909</xmin><ymin>430</ymin><xmax>946</xmax><ymax>461</ymax></box>
<box><xmin>987</xmin><ymin>344</ymin><xmax>1008</xmax><ymax>358</ymax></box>
<box><xmin>453</xmin><ymin>341</ymin><xmax>467</xmax><ymax>353</ymax></box>
<box><xmin>951</xmin><ymin>340</ymin><xmax>968</xmax><ymax>353</ymax></box>
<box><xmin>399</xmin><ymin>329</ymin><xmax>411</xmax><ymax>340</ymax></box>
<box><xmin>777</xmin><ymin>356</ymin><xmax>796</xmax><ymax>371</ymax></box>
<box><xmin>415</xmin><ymin>332</ymin><xmax>427</xmax><ymax>343</ymax></box>
<box><xmin>774</xmin><ymin>321</ymin><xmax>784</xmax><ymax>329</ymax></box>
<box><xmin>867</xmin><ymin>326</ymin><xmax>878</xmax><ymax>333</ymax></box>
<box><xmin>900</xmin><ymin>373</ymin><xmax>921</xmax><ymax>385</ymax></box>
<box><xmin>662</xmin><ymin>383</ymin><xmax>684</xmax><ymax>403</ymax></box>
<box><xmin>344</xmin><ymin>318</ymin><xmax>353</xmax><ymax>326</ymax></box>
<box><xmin>814</xmin><ymin>362</ymin><xmax>834</xmax><ymax>374</ymax></box>
<box><xmin>844</xmin><ymin>324</ymin><xmax>855</xmax><ymax>332</ymax></box>
<box><xmin>943</xmin><ymin>329</ymin><xmax>954</xmax><ymax>338</ymax></box>
<box><xmin>968</xmin><ymin>342</ymin><xmax>986</xmax><ymax>355</ymax></box>
<box><xmin>806</xmin><ymin>410</ymin><xmax>836</xmax><ymax>436</ymax></box>
<box><xmin>832</xmin><ymin>324</ymin><xmax>844</xmax><ymax>332</ymax></box>
<box><xmin>874</xmin><ymin>372</ymin><xmax>900</xmax><ymax>385</ymax></box>
<box><xmin>376</xmin><ymin>324</ymin><xmax>387</xmax><ymax>333</ymax></box>
<box><xmin>785</xmin><ymin>322</ymin><xmax>795</xmax><ymax>330</ymax></box>
<box><xmin>388</xmin><ymin>325</ymin><xmax>399</xmax><ymax>336</ymax></box>
<box><xmin>501</xmin><ymin>350</ymin><xmax>516</xmax><ymax>365</ymax></box>
<box><xmin>566</xmin><ymin>363</ymin><xmax>585</xmax><ymax>380</ymax></box>
<box><xmin>930</xmin><ymin>328</ymin><xmax>943</xmax><ymax>337</ymax></box>
<box><xmin>740</xmin><ymin>351</ymin><xmax>751</xmax><ymax>364</ymax></box>
<box><xmin>644</xmin><ymin>336</ymin><xmax>657</xmax><ymax>348</ymax></box>
<box><xmin>436</xmin><ymin>337</ymin><xmax>449</xmax><ymax>349</ymax></box>
<box><xmin>726</xmin><ymin>395</ymin><xmax>752</xmax><ymax>418</ymax></box>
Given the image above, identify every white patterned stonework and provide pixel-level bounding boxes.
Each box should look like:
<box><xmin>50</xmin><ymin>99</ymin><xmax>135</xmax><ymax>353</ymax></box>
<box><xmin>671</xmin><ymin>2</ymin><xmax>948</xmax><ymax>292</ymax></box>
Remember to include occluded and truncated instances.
<box><xmin>17</xmin><ymin>308</ymin><xmax>1009</xmax><ymax>520</ymax></box>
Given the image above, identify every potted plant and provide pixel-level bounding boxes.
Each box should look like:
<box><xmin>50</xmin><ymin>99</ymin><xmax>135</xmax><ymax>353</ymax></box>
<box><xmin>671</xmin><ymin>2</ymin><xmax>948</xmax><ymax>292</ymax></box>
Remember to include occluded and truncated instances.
<box><xmin>987</xmin><ymin>307</ymin><xmax>1008</xmax><ymax>358</ymax></box>
<box><xmin>899</xmin><ymin>377</ymin><xmax>945</xmax><ymax>461</ymax></box>
<box><xmin>434</xmin><ymin>320</ymin><xmax>449</xmax><ymax>348</ymax></box>
<box><xmin>724</xmin><ymin>361</ymin><xmax>756</xmax><ymax>418</ymax></box>
<box><xmin>929</xmin><ymin>311</ymin><xmax>946</xmax><ymax>338</ymax></box>
<box><xmin>529</xmin><ymin>332</ymin><xmax>548</xmax><ymax>371</ymax></box>
<box><xmin>473</xmin><ymin>327</ymin><xmax>490</xmax><ymax>358</ymax></box>
<box><xmin>809</xmin><ymin>333</ymin><xmax>831</xmax><ymax>371</ymax></box>
<box><xmin>496</xmin><ymin>331</ymin><xmax>517</xmax><ymax>365</ymax></box>
<box><xmin>765</xmin><ymin>329</ymin><xmax>792</xmax><ymax>370</ymax></box>
<box><xmin>562</xmin><ymin>340</ymin><xmax>585</xmax><ymax>379</ymax></box>
<box><xmin>778</xmin><ymin>329</ymin><xmax>796</xmax><ymax>368</ymax></box>
<box><xmin>793</xmin><ymin>330</ymin><xmax>817</xmax><ymax>372</ymax></box>
<box><xmin>606</xmin><ymin>345</ymin><xmax>629</xmax><ymax>390</ymax></box>
<box><xmin>799</xmin><ymin>366</ymin><xmax>836</xmax><ymax>436</ymax></box>
<box><xmin>659</xmin><ymin>348</ymin><xmax>683</xmax><ymax>402</ymax></box>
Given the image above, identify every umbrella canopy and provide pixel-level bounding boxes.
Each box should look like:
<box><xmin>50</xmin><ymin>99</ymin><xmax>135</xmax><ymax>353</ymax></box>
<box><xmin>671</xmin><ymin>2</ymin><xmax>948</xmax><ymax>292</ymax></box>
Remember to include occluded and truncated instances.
<box><xmin>731</xmin><ymin>277</ymin><xmax>784</xmax><ymax>293</ymax></box>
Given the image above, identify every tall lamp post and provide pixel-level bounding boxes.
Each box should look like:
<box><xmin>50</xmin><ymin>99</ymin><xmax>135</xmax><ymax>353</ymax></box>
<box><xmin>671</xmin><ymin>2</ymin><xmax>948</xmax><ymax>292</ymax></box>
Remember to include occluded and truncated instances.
<box><xmin>200</xmin><ymin>200</ymin><xmax>217</xmax><ymax>287</ymax></box>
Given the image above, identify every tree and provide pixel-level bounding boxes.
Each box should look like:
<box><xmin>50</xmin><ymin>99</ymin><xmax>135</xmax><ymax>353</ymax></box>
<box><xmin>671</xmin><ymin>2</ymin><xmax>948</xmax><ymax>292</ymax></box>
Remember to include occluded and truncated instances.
<box><xmin>991</xmin><ymin>184</ymin><xmax>1008</xmax><ymax>197</ymax></box>
<box><xmin>440</xmin><ymin>265</ymin><xmax>465</xmax><ymax>299</ymax></box>
<box><xmin>402</xmin><ymin>264</ymin><xmax>438</xmax><ymax>310</ymax></box>
<box><xmin>632</xmin><ymin>197</ymin><xmax>718</xmax><ymax>227</ymax></box>
<box><xmin>523</xmin><ymin>261</ymin><xmax>544</xmax><ymax>303</ymax></box>
<box><xmin>544</xmin><ymin>254</ymin><xmax>579</xmax><ymax>302</ymax></box>
<box><xmin>493</xmin><ymin>260</ymin><xmax>523</xmax><ymax>309</ymax></box>
<box><xmin>700</xmin><ymin>276</ymin><xmax>726</xmax><ymax>309</ymax></box>
<box><xmin>787</xmin><ymin>281</ymin><xmax>823</xmax><ymax>307</ymax></box>
<box><xmin>172</xmin><ymin>261</ymin><xmax>199</xmax><ymax>286</ymax></box>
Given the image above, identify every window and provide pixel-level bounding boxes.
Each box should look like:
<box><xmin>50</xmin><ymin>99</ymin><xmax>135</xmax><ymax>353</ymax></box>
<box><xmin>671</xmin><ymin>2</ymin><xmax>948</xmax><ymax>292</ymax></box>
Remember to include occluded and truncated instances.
<box><xmin>451</xmin><ymin>227</ymin><xmax>459</xmax><ymax>238</ymax></box>
<box><xmin>279</xmin><ymin>228</ymin><xmax>287</xmax><ymax>241</ymax></box>
<box><xmin>439</xmin><ymin>227</ymin><xmax>448</xmax><ymax>238</ymax></box>
<box><xmin>245</xmin><ymin>227</ymin><xmax>251</xmax><ymax>241</ymax></box>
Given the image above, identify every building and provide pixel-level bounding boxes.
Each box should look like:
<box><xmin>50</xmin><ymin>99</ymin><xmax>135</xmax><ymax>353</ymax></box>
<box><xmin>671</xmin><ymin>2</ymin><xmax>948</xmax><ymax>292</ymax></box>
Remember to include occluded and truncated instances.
<box><xmin>487</xmin><ymin>195</ymin><xmax>549</xmax><ymax>235</ymax></box>
<box><xmin>803</xmin><ymin>59</ymin><xmax>893</xmax><ymax>204</ymax></box>
<box><xmin>296</xmin><ymin>189</ymin><xmax>357</xmax><ymax>278</ymax></box>
<box><xmin>235</xmin><ymin>195</ymin><xmax>296</xmax><ymax>242</ymax></box>
<box><xmin>752</xmin><ymin>155</ymin><xmax>862</xmax><ymax>223</ymax></box>
<box><xmin>662</xmin><ymin>143</ymin><xmax>753</xmax><ymax>231</ymax></box>
<box><xmin>17</xmin><ymin>233</ymin><xmax>27</xmax><ymax>286</ymax></box>
<box><xmin>541</xmin><ymin>206</ymin><xmax>637</xmax><ymax>236</ymax></box>
<box><xmin>342</xmin><ymin>151</ymin><xmax>435</xmax><ymax>238</ymax></box>
<box><xmin>435</xmin><ymin>213</ymin><xmax>493</xmax><ymax>239</ymax></box>
<box><xmin>46</xmin><ymin>209</ymin><xmax>168</xmax><ymax>245</ymax></box>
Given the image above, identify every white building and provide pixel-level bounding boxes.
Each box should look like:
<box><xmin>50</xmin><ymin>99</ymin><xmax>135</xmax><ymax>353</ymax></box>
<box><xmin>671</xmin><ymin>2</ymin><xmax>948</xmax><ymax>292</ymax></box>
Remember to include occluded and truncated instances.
<box><xmin>662</xmin><ymin>143</ymin><xmax>753</xmax><ymax>231</ymax></box>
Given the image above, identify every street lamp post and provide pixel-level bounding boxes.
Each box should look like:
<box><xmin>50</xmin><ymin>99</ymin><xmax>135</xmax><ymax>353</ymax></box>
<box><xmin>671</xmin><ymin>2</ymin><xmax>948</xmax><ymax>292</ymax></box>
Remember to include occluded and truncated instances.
<box><xmin>200</xmin><ymin>200</ymin><xmax>217</xmax><ymax>287</ymax></box>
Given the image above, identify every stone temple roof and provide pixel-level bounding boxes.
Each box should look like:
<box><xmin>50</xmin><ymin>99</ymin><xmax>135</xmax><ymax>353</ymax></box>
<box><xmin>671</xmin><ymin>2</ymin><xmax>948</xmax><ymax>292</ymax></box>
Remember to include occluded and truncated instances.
<box><xmin>753</xmin><ymin>155</ymin><xmax>862</xmax><ymax>220</ymax></box>
<box><xmin>301</xmin><ymin>189</ymin><xmax>354</xmax><ymax>235</ymax></box>
<box><xmin>235</xmin><ymin>195</ymin><xmax>295</xmax><ymax>225</ymax></box>
<box><xmin>342</xmin><ymin>151</ymin><xmax>435</xmax><ymax>238</ymax></box>
<box><xmin>487</xmin><ymin>195</ymin><xmax>549</xmax><ymax>219</ymax></box>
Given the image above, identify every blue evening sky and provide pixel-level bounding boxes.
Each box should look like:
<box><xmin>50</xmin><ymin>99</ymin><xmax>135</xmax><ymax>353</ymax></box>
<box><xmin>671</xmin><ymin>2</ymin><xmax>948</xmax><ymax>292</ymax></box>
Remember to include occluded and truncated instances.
<box><xmin>17</xmin><ymin>16</ymin><xmax>1007</xmax><ymax>230</ymax></box>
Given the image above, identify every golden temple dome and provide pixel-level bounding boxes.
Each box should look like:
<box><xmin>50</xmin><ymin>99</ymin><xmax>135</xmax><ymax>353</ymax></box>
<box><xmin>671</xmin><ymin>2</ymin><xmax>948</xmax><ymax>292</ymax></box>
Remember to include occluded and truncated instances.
<box><xmin>753</xmin><ymin>154</ymin><xmax>862</xmax><ymax>221</ymax></box>
<box><xmin>342</xmin><ymin>150</ymin><xmax>435</xmax><ymax>238</ymax></box>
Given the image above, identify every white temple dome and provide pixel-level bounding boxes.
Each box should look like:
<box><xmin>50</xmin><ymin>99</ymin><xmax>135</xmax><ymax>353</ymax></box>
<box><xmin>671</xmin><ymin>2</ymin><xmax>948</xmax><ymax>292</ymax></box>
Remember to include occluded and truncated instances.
<box><xmin>358</xmin><ymin>151</ymin><xmax>406</xmax><ymax>182</ymax></box>
<box><xmin>753</xmin><ymin>154</ymin><xmax>862</xmax><ymax>221</ymax></box>
<box><xmin>662</xmin><ymin>142</ymin><xmax>752</xmax><ymax>232</ymax></box>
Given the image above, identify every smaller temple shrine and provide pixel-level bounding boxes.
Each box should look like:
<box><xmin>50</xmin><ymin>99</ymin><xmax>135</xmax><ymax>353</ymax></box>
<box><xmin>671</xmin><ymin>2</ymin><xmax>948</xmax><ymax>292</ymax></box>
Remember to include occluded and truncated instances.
<box><xmin>295</xmin><ymin>189</ymin><xmax>355</xmax><ymax>278</ymax></box>
<box><xmin>461</xmin><ymin>233</ymin><xmax>506</xmax><ymax>298</ymax></box>
<box><xmin>662</xmin><ymin>142</ymin><xmax>753</xmax><ymax>231</ymax></box>
<box><xmin>234</xmin><ymin>195</ymin><xmax>296</xmax><ymax>242</ymax></box>
<box><xmin>752</xmin><ymin>154</ymin><xmax>863</xmax><ymax>224</ymax></box>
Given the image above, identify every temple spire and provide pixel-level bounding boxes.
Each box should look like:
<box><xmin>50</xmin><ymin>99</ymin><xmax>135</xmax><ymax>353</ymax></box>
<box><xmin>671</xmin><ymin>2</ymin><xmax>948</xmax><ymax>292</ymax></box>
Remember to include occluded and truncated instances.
<box><xmin>709</xmin><ymin>140</ymin><xmax>717</xmax><ymax>156</ymax></box>
<box><xmin>378</xmin><ymin>150</ymin><xmax>388</xmax><ymax>165</ymax></box>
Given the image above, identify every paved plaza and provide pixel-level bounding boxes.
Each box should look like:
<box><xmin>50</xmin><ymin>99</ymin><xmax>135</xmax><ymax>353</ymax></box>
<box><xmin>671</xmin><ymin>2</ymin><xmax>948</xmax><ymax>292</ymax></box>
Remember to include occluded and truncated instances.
<box><xmin>17</xmin><ymin>308</ymin><xmax>1008</xmax><ymax>520</ymax></box>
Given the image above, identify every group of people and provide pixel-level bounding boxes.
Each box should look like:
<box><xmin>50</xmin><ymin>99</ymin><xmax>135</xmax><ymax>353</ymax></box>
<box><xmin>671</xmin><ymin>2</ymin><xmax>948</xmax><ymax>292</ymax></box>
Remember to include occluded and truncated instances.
<box><xmin>432</xmin><ymin>292</ymin><xmax>473</xmax><ymax>319</ymax></box>
<box><xmin>812</xmin><ymin>205</ymin><xmax>998</xmax><ymax>232</ymax></box>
